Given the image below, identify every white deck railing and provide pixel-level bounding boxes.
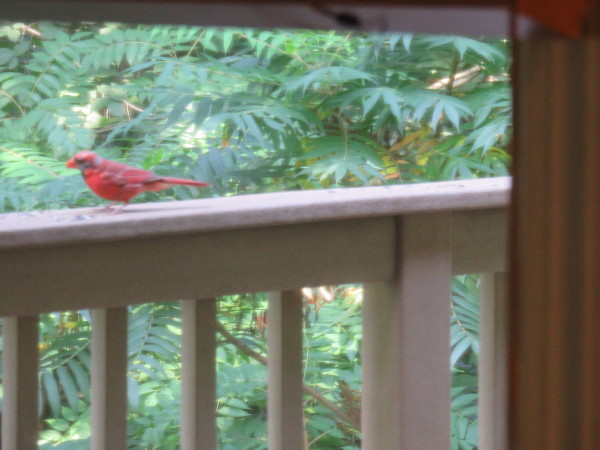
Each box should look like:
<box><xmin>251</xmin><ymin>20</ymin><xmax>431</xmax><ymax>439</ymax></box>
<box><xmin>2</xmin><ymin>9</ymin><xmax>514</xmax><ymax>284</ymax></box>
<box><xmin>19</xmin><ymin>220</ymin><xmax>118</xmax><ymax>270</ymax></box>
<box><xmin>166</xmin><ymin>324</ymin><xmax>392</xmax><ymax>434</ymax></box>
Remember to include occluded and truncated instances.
<box><xmin>0</xmin><ymin>177</ymin><xmax>510</xmax><ymax>450</ymax></box>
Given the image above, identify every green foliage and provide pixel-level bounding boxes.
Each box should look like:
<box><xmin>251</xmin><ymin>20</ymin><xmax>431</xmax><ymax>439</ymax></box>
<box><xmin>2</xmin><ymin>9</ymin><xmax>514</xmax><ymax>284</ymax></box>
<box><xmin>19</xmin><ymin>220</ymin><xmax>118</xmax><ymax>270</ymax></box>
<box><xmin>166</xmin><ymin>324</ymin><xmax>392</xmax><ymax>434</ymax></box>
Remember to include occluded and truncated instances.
<box><xmin>39</xmin><ymin>312</ymin><xmax>91</xmax><ymax>420</ymax></box>
<box><xmin>451</xmin><ymin>276</ymin><xmax>480</xmax><ymax>368</ymax></box>
<box><xmin>0</xmin><ymin>22</ymin><xmax>510</xmax><ymax>212</ymax></box>
<box><xmin>450</xmin><ymin>276</ymin><xmax>481</xmax><ymax>450</ymax></box>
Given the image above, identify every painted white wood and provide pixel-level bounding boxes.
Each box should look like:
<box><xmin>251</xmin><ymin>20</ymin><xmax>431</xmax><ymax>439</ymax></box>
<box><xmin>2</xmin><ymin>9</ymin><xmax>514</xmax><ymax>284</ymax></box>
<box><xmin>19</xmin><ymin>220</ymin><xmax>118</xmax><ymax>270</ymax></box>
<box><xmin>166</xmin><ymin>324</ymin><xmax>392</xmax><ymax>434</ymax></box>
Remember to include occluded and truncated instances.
<box><xmin>0</xmin><ymin>177</ymin><xmax>509</xmax><ymax>250</ymax></box>
<box><xmin>91</xmin><ymin>307</ymin><xmax>128</xmax><ymax>450</ymax></box>
<box><xmin>0</xmin><ymin>210</ymin><xmax>510</xmax><ymax>316</ymax></box>
<box><xmin>452</xmin><ymin>209</ymin><xmax>508</xmax><ymax>275</ymax></box>
<box><xmin>181</xmin><ymin>298</ymin><xmax>217</xmax><ymax>450</ymax></box>
<box><xmin>0</xmin><ymin>218</ymin><xmax>395</xmax><ymax>316</ymax></box>
<box><xmin>362</xmin><ymin>213</ymin><xmax>452</xmax><ymax>450</ymax></box>
<box><xmin>267</xmin><ymin>291</ymin><xmax>305</xmax><ymax>450</ymax></box>
<box><xmin>479</xmin><ymin>273</ymin><xmax>508</xmax><ymax>450</ymax></box>
<box><xmin>1</xmin><ymin>316</ymin><xmax>38</xmax><ymax>450</ymax></box>
<box><xmin>362</xmin><ymin>281</ymin><xmax>402</xmax><ymax>448</ymax></box>
<box><xmin>0</xmin><ymin>179</ymin><xmax>510</xmax><ymax>450</ymax></box>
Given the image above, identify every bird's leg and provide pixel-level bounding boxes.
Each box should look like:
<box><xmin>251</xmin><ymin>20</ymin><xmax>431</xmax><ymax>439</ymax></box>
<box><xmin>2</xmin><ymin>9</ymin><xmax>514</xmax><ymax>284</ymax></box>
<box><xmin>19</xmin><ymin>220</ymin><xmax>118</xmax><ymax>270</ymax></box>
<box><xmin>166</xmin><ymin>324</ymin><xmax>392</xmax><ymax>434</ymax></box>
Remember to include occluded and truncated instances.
<box><xmin>93</xmin><ymin>204</ymin><xmax>114</xmax><ymax>213</ymax></box>
<box><xmin>107</xmin><ymin>202</ymin><xmax>129</xmax><ymax>214</ymax></box>
<box><xmin>93</xmin><ymin>202</ymin><xmax>126</xmax><ymax>213</ymax></box>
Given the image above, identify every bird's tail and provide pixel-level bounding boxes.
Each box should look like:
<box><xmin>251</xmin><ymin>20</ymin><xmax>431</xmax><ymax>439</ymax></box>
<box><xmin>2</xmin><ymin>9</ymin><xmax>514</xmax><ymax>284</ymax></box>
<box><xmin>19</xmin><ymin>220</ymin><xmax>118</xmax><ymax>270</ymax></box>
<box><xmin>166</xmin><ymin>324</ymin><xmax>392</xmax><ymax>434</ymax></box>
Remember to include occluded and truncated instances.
<box><xmin>161</xmin><ymin>177</ymin><xmax>211</xmax><ymax>188</ymax></box>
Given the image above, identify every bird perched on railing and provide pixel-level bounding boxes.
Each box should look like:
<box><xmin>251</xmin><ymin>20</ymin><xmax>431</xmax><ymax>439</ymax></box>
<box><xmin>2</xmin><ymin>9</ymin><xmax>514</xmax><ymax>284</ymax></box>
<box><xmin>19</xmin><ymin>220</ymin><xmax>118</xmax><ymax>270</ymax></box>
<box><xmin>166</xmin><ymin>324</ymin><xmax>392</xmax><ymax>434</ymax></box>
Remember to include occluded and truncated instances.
<box><xmin>66</xmin><ymin>150</ymin><xmax>210</xmax><ymax>212</ymax></box>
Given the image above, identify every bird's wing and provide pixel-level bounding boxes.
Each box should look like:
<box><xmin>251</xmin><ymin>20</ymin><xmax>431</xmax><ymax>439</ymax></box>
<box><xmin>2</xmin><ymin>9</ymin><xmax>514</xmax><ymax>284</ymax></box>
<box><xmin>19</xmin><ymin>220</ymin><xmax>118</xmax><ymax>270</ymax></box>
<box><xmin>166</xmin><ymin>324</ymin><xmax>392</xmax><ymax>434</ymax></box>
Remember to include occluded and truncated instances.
<box><xmin>100</xmin><ymin>161</ymin><xmax>162</xmax><ymax>186</ymax></box>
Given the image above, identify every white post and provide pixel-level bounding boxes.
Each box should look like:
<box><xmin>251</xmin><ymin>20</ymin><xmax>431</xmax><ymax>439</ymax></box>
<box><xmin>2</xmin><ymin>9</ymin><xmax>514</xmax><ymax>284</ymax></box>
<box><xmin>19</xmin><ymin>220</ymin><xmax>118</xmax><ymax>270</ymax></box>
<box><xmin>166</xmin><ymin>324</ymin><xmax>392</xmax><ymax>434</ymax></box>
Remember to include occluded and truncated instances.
<box><xmin>479</xmin><ymin>272</ymin><xmax>509</xmax><ymax>450</ymax></box>
<box><xmin>181</xmin><ymin>298</ymin><xmax>217</xmax><ymax>450</ymax></box>
<box><xmin>267</xmin><ymin>290</ymin><xmax>304</xmax><ymax>450</ymax></box>
<box><xmin>2</xmin><ymin>316</ymin><xmax>39</xmax><ymax>450</ymax></box>
<box><xmin>362</xmin><ymin>213</ymin><xmax>452</xmax><ymax>449</ymax></box>
<box><xmin>91</xmin><ymin>307</ymin><xmax>128</xmax><ymax>450</ymax></box>
<box><xmin>362</xmin><ymin>281</ymin><xmax>401</xmax><ymax>446</ymax></box>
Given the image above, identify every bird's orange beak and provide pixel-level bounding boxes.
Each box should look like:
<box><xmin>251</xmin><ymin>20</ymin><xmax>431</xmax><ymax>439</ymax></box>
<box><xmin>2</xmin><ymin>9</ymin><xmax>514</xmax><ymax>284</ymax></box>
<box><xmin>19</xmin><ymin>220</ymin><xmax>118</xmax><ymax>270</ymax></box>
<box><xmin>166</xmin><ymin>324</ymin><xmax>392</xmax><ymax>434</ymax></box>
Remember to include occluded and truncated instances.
<box><xmin>66</xmin><ymin>158</ymin><xmax>77</xmax><ymax>168</ymax></box>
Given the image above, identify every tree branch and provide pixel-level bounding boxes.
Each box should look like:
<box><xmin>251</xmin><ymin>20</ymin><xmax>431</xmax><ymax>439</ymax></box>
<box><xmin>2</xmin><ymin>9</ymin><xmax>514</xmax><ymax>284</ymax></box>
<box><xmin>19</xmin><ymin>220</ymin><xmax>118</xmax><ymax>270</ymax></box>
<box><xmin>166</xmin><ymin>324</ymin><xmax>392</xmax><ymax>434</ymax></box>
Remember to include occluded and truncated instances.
<box><xmin>216</xmin><ymin>321</ymin><xmax>360</xmax><ymax>429</ymax></box>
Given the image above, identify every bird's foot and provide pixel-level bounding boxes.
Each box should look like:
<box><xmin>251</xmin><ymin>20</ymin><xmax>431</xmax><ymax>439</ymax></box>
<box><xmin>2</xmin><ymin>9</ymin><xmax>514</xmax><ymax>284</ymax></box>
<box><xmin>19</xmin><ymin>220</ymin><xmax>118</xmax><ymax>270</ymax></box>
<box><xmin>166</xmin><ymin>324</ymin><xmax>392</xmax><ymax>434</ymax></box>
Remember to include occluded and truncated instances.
<box><xmin>93</xmin><ymin>205</ymin><xmax>113</xmax><ymax>213</ymax></box>
<box><xmin>108</xmin><ymin>204</ymin><xmax>127</xmax><ymax>214</ymax></box>
<box><xmin>94</xmin><ymin>203</ymin><xmax>127</xmax><ymax>214</ymax></box>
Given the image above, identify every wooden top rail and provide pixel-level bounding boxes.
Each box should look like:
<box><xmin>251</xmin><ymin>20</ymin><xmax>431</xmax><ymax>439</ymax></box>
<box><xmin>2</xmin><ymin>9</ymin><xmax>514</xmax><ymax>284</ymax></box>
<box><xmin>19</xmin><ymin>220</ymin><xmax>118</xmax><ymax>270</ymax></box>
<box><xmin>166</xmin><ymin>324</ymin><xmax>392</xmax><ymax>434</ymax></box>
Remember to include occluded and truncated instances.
<box><xmin>0</xmin><ymin>177</ymin><xmax>510</xmax><ymax>250</ymax></box>
<box><xmin>0</xmin><ymin>177</ymin><xmax>510</xmax><ymax>316</ymax></box>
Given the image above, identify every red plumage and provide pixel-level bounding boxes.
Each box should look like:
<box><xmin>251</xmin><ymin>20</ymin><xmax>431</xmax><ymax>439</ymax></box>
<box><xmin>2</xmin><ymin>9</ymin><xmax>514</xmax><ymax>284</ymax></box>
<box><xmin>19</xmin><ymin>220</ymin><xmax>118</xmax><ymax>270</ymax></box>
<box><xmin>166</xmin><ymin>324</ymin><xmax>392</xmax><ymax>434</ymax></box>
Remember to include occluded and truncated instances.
<box><xmin>66</xmin><ymin>150</ymin><xmax>210</xmax><ymax>210</ymax></box>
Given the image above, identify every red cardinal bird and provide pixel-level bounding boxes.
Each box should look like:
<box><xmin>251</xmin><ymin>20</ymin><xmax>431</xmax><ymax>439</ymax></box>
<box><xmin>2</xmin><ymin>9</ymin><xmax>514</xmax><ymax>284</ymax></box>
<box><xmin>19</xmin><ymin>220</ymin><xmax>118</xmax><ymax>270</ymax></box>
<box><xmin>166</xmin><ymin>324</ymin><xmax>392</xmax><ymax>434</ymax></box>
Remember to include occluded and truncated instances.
<box><xmin>66</xmin><ymin>150</ymin><xmax>210</xmax><ymax>211</ymax></box>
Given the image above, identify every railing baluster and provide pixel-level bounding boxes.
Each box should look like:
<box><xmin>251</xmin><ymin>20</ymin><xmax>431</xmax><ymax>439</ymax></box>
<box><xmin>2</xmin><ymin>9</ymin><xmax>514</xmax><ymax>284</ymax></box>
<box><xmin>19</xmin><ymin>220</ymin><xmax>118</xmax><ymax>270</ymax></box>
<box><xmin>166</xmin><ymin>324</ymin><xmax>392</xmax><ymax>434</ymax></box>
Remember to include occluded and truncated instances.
<box><xmin>362</xmin><ymin>282</ymin><xmax>401</xmax><ymax>446</ymax></box>
<box><xmin>479</xmin><ymin>272</ymin><xmax>509</xmax><ymax>450</ymax></box>
<box><xmin>363</xmin><ymin>213</ymin><xmax>452</xmax><ymax>450</ymax></box>
<box><xmin>267</xmin><ymin>290</ymin><xmax>304</xmax><ymax>450</ymax></box>
<box><xmin>91</xmin><ymin>307</ymin><xmax>128</xmax><ymax>450</ymax></box>
<box><xmin>181</xmin><ymin>298</ymin><xmax>217</xmax><ymax>450</ymax></box>
<box><xmin>2</xmin><ymin>316</ymin><xmax>39</xmax><ymax>450</ymax></box>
